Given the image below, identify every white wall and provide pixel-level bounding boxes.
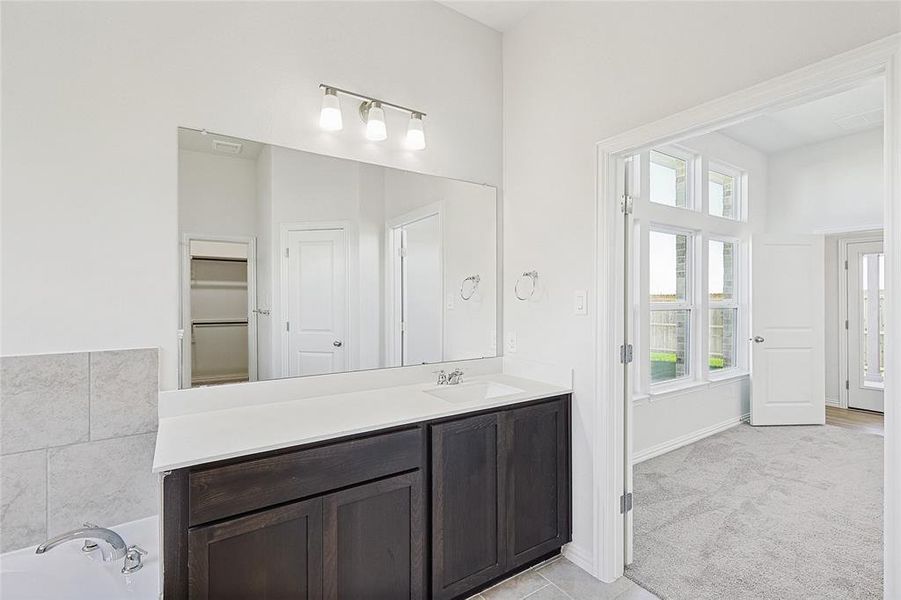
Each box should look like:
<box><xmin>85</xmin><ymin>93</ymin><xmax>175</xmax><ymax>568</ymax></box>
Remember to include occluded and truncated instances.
<box><xmin>767</xmin><ymin>129</ymin><xmax>884</xmax><ymax>233</ymax></box>
<box><xmin>178</xmin><ymin>150</ymin><xmax>258</xmax><ymax>238</ymax></box>
<box><xmin>503</xmin><ymin>1</ymin><xmax>900</xmax><ymax>574</ymax></box>
<box><xmin>1</xmin><ymin>2</ymin><xmax>502</xmax><ymax>389</ymax></box>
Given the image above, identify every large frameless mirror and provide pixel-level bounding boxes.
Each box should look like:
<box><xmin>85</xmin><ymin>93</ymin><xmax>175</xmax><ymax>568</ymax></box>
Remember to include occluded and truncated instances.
<box><xmin>177</xmin><ymin>128</ymin><xmax>498</xmax><ymax>389</ymax></box>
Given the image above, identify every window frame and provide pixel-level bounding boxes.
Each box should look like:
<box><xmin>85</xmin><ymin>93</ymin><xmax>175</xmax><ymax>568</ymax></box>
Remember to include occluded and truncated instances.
<box><xmin>648</xmin><ymin>224</ymin><xmax>696</xmax><ymax>387</ymax></box>
<box><xmin>707</xmin><ymin>235</ymin><xmax>741</xmax><ymax>376</ymax></box>
<box><xmin>706</xmin><ymin>159</ymin><xmax>744</xmax><ymax>222</ymax></box>
<box><xmin>649</xmin><ymin>145</ymin><xmax>697</xmax><ymax>212</ymax></box>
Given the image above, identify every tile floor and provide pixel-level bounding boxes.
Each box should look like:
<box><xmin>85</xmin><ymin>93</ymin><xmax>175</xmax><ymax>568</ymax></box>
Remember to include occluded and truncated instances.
<box><xmin>469</xmin><ymin>556</ymin><xmax>659</xmax><ymax>600</ymax></box>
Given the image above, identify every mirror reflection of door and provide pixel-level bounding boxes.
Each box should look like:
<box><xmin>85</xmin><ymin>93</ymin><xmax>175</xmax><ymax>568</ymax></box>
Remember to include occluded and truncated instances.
<box><xmin>389</xmin><ymin>206</ymin><xmax>443</xmax><ymax>366</ymax></box>
<box><xmin>283</xmin><ymin>227</ymin><xmax>348</xmax><ymax>377</ymax></box>
<box><xmin>847</xmin><ymin>241</ymin><xmax>885</xmax><ymax>412</ymax></box>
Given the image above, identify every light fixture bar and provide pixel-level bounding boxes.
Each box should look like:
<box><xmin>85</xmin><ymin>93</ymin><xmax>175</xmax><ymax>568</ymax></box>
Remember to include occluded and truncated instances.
<box><xmin>318</xmin><ymin>83</ymin><xmax>426</xmax><ymax>117</ymax></box>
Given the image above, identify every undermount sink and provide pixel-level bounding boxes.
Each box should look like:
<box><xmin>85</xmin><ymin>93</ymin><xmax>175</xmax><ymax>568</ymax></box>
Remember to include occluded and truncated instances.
<box><xmin>425</xmin><ymin>381</ymin><xmax>524</xmax><ymax>403</ymax></box>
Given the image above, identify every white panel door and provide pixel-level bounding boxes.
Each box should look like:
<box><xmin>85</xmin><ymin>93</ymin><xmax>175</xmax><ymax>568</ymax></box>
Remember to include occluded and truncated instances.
<box><xmin>847</xmin><ymin>241</ymin><xmax>885</xmax><ymax>412</ymax></box>
<box><xmin>284</xmin><ymin>228</ymin><xmax>347</xmax><ymax>377</ymax></box>
<box><xmin>402</xmin><ymin>214</ymin><xmax>443</xmax><ymax>365</ymax></box>
<box><xmin>751</xmin><ymin>235</ymin><xmax>825</xmax><ymax>425</ymax></box>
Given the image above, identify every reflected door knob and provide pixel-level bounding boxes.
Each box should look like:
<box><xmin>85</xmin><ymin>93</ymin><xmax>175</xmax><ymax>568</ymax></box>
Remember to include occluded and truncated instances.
<box><xmin>751</xmin><ymin>336</ymin><xmax>765</xmax><ymax>343</ymax></box>
<box><xmin>333</xmin><ymin>340</ymin><xmax>343</xmax><ymax>347</ymax></box>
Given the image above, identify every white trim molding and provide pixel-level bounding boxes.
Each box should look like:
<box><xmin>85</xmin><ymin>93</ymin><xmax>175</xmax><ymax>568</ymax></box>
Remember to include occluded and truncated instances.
<box><xmin>632</xmin><ymin>413</ymin><xmax>750</xmax><ymax>465</ymax></box>
<box><xmin>594</xmin><ymin>34</ymin><xmax>901</xmax><ymax>593</ymax></box>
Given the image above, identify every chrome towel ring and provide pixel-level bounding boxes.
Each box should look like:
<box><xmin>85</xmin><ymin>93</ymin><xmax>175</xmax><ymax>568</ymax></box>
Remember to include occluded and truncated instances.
<box><xmin>460</xmin><ymin>274</ymin><xmax>480</xmax><ymax>301</ymax></box>
<box><xmin>515</xmin><ymin>270</ymin><xmax>539</xmax><ymax>301</ymax></box>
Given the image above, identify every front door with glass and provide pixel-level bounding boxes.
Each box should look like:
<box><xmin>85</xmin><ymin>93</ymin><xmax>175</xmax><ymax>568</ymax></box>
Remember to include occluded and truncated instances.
<box><xmin>847</xmin><ymin>240</ymin><xmax>885</xmax><ymax>413</ymax></box>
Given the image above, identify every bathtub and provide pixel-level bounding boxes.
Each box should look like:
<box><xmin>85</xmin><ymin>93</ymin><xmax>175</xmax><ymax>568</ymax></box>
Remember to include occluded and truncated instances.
<box><xmin>0</xmin><ymin>516</ymin><xmax>159</xmax><ymax>600</ymax></box>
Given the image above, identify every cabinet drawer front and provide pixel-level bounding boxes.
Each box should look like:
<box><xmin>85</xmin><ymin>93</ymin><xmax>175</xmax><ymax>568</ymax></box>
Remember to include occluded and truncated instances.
<box><xmin>189</xmin><ymin>427</ymin><xmax>423</xmax><ymax>525</ymax></box>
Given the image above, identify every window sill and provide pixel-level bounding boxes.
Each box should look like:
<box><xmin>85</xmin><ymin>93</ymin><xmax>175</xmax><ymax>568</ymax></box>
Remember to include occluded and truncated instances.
<box><xmin>649</xmin><ymin>378</ymin><xmax>708</xmax><ymax>398</ymax></box>
<box><xmin>643</xmin><ymin>370</ymin><xmax>750</xmax><ymax>401</ymax></box>
<box><xmin>708</xmin><ymin>369</ymin><xmax>749</xmax><ymax>384</ymax></box>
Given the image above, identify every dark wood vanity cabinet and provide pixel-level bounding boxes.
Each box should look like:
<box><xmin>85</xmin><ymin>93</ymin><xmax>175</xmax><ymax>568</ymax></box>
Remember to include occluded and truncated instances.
<box><xmin>187</xmin><ymin>497</ymin><xmax>324</xmax><ymax>599</ymax></box>
<box><xmin>431</xmin><ymin>398</ymin><xmax>571</xmax><ymax>600</ymax></box>
<box><xmin>163</xmin><ymin>395</ymin><xmax>570</xmax><ymax>600</ymax></box>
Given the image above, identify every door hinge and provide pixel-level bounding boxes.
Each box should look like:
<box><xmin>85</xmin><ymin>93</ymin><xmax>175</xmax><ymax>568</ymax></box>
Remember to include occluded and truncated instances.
<box><xmin>286</xmin><ymin>321</ymin><xmax>290</xmax><ymax>332</ymax></box>
<box><xmin>285</xmin><ymin>247</ymin><xmax>290</xmax><ymax>258</ymax></box>
<box><xmin>845</xmin><ymin>380</ymin><xmax>850</xmax><ymax>390</ymax></box>
<box><xmin>844</xmin><ymin>259</ymin><xmax>849</xmax><ymax>270</ymax></box>
<box><xmin>398</xmin><ymin>247</ymin><xmax>407</xmax><ymax>258</ymax></box>
<box><xmin>620</xmin><ymin>195</ymin><xmax>634</xmax><ymax>215</ymax></box>
<box><xmin>620</xmin><ymin>344</ymin><xmax>634</xmax><ymax>364</ymax></box>
<box><xmin>620</xmin><ymin>492</ymin><xmax>633</xmax><ymax>514</ymax></box>
<box><xmin>845</xmin><ymin>319</ymin><xmax>849</xmax><ymax>330</ymax></box>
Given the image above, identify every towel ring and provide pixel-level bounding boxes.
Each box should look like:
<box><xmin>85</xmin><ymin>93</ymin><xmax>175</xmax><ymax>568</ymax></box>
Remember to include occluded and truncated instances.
<box><xmin>515</xmin><ymin>270</ymin><xmax>539</xmax><ymax>301</ymax></box>
<box><xmin>460</xmin><ymin>274</ymin><xmax>480</xmax><ymax>301</ymax></box>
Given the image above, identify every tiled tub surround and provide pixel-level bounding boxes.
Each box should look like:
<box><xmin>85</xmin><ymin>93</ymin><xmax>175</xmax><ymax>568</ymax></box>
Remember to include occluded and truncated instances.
<box><xmin>0</xmin><ymin>349</ymin><xmax>159</xmax><ymax>552</ymax></box>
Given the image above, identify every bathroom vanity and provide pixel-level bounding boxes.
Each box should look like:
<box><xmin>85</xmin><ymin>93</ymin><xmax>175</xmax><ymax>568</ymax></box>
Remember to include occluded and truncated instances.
<box><xmin>159</xmin><ymin>127</ymin><xmax>570</xmax><ymax>599</ymax></box>
<box><xmin>154</xmin><ymin>367</ymin><xmax>571</xmax><ymax>600</ymax></box>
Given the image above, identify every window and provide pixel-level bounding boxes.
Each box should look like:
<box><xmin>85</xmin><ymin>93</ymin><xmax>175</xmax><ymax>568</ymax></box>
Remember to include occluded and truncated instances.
<box><xmin>861</xmin><ymin>253</ymin><xmax>885</xmax><ymax>381</ymax></box>
<box><xmin>708</xmin><ymin>166</ymin><xmax>739</xmax><ymax>220</ymax></box>
<box><xmin>650</xmin><ymin>229</ymin><xmax>692</xmax><ymax>383</ymax></box>
<box><xmin>650</xmin><ymin>150</ymin><xmax>689</xmax><ymax>208</ymax></box>
<box><xmin>709</xmin><ymin>239</ymin><xmax>737</xmax><ymax>371</ymax></box>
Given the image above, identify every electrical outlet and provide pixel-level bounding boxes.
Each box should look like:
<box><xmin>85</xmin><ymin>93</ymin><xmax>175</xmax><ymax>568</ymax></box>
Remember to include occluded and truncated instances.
<box><xmin>506</xmin><ymin>331</ymin><xmax>517</xmax><ymax>353</ymax></box>
<box><xmin>574</xmin><ymin>290</ymin><xmax>588</xmax><ymax>315</ymax></box>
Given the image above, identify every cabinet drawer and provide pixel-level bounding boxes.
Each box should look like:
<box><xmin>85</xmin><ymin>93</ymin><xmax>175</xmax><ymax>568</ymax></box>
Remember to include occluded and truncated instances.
<box><xmin>189</xmin><ymin>427</ymin><xmax>423</xmax><ymax>525</ymax></box>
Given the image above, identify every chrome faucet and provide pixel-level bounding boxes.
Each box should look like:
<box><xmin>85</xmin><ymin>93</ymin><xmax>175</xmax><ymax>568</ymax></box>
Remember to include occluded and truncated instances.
<box><xmin>36</xmin><ymin>523</ymin><xmax>127</xmax><ymax>561</ymax></box>
<box><xmin>434</xmin><ymin>369</ymin><xmax>448</xmax><ymax>385</ymax></box>
<box><xmin>447</xmin><ymin>368</ymin><xmax>464</xmax><ymax>385</ymax></box>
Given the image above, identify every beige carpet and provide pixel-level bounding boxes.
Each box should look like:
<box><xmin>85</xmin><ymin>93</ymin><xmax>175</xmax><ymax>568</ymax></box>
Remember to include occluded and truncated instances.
<box><xmin>625</xmin><ymin>423</ymin><xmax>883</xmax><ymax>600</ymax></box>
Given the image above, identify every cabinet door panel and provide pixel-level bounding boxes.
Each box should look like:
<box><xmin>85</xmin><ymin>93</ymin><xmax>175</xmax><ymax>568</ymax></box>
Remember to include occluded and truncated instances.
<box><xmin>188</xmin><ymin>497</ymin><xmax>322</xmax><ymax>600</ymax></box>
<box><xmin>431</xmin><ymin>412</ymin><xmax>506</xmax><ymax>599</ymax></box>
<box><xmin>506</xmin><ymin>399</ymin><xmax>569</xmax><ymax>568</ymax></box>
<box><xmin>323</xmin><ymin>471</ymin><xmax>424</xmax><ymax>600</ymax></box>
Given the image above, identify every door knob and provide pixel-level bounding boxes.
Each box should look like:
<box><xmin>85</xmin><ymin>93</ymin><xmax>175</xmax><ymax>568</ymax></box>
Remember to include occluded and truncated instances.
<box><xmin>751</xmin><ymin>336</ymin><xmax>765</xmax><ymax>343</ymax></box>
<box><xmin>333</xmin><ymin>340</ymin><xmax>343</xmax><ymax>347</ymax></box>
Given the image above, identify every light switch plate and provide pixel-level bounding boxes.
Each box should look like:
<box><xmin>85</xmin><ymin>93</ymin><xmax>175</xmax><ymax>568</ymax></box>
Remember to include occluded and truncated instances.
<box><xmin>574</xmin><ymin>290</ymin><xmax>588</xmax><ymax>315</ymax></box>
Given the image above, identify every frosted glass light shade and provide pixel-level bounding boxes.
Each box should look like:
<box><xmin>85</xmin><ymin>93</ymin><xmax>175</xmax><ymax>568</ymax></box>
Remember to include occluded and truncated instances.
<box><xmin>319</xmin><ymin>88</ymin><xmax>343</xmax><ymax>131</ymax></box>
<box><xmin>365</xmin><ymin>103</ymin><xmax>387</xmax><ymax>141</ymax></box>
<box><xmin>406</xmin><ymin>113</ymin><xmax>426</xmax><ymax>150</ymax></box>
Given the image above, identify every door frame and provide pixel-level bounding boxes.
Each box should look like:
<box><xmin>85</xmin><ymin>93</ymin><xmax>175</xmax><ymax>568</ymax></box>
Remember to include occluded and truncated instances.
<box><xmin>839</xmin><ymin>231</ymin><xmax>885</xmax><ymax>409</ymax></box>
<box><xmin>279</xmin><ymin>221</ymin><xmax>355</xmax><ymax>376</ymax></box>
<box><xmin>179</xmin><ymin>232</ymin><xmax>258</xmax><ymax>389</ymax></box>
<box><xmin>593</xmin><ymin>34</ymin><xmax>901</xmax><ymax>589</ymax></box>
<box><xmin>384</xmin><ymin>203</ymin><xmax>444</xmax><ymax>366</ymax></box>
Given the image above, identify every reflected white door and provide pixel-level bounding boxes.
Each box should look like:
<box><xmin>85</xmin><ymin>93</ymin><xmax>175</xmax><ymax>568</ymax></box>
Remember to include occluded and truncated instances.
<box><xmin>284</xmin><ymin>228</ymin><xmax>347</xmax><ymax>376</ymax></box>
<box><xmin>751</xmin><ymin>235</ymin><xmax>825</xmax><ymax>425</ymax></box>
<box><xmin>402</xmin><ymin>215</ymin><xmax>443</xmax><ymax>365</ymax></box>
<box><xmin>847</xmin><ymin>241</ymin><xmax>885</xmax><ymax>412</ymax></box>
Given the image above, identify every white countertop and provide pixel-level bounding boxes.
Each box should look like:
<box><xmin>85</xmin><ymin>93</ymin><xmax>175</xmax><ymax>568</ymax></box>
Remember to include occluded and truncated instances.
<box><xmin>152</xmin><ymin>371</ymin><xmax>571</xmax><ymax>472</ymax></box>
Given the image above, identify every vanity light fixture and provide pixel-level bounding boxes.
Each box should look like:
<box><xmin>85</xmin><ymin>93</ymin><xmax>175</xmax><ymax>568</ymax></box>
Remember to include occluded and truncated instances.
<box><xmin>318</xmin><ymin>84</ymin><xmax>426</xmax><ymax>149</ymax></box>
<box><xmin>319</xmin><ymin>87</ymin><xmax>343</xmax><ymax>131</ymax></box>
<box><xmin>364</xmin><ymin>102</ymin><xmax>388</xmax><ymax>141</ymax></box>
<box><xmin>406</xmin><ymin>113</ymin><xmax>426</xmax><ymax>150</ymax></box>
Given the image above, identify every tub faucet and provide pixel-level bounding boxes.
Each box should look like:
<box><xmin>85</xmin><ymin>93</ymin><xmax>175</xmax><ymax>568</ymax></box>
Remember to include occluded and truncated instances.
<box><xmin>36</xmin><ymin>523</ymin><xmax>127</xmax><ymax>561</ymax></box>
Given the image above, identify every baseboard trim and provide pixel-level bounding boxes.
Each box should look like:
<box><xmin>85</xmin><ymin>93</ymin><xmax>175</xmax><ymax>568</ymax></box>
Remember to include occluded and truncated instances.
<box><xmin>826</xmin><ymin>397</ymin><xmax>841</xmax><ymax>407</ymax></box>
<box><xmin>561</xmin><ymin>542</ymin><xmax>596</xmax><ymax>578</ymax></box>
<box><xmin>633</xmin><ymin>413</ymin><xmax>750</xmax><ymax>464</ymax></box>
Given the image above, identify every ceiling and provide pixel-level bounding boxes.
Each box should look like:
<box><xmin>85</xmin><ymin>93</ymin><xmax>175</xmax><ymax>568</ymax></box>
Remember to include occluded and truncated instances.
<box><xmin>719</xmin><ymin>79</ymin><xmax>884</xmax><ymax>154</ymax></box>
<box><xmin>437</xmin><ymin>1</ymin><xmax>541</xmax><ymax>32</ymax></box>
<box><xmin>177</xmin><ymin>128</ymin><xmax>263</xmax><ymax>160</ymax></box>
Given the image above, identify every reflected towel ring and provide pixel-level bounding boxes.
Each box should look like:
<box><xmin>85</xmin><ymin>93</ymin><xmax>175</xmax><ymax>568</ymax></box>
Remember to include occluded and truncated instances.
<box><xmin>460</xmin><ymin>274</ymin><xmax>480</xmax><ymax>301</ymax></box>
<box><xmin>515</xmin><ymin>271</ymin><xmax>539</xmax><ymax>301</ymax></box>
